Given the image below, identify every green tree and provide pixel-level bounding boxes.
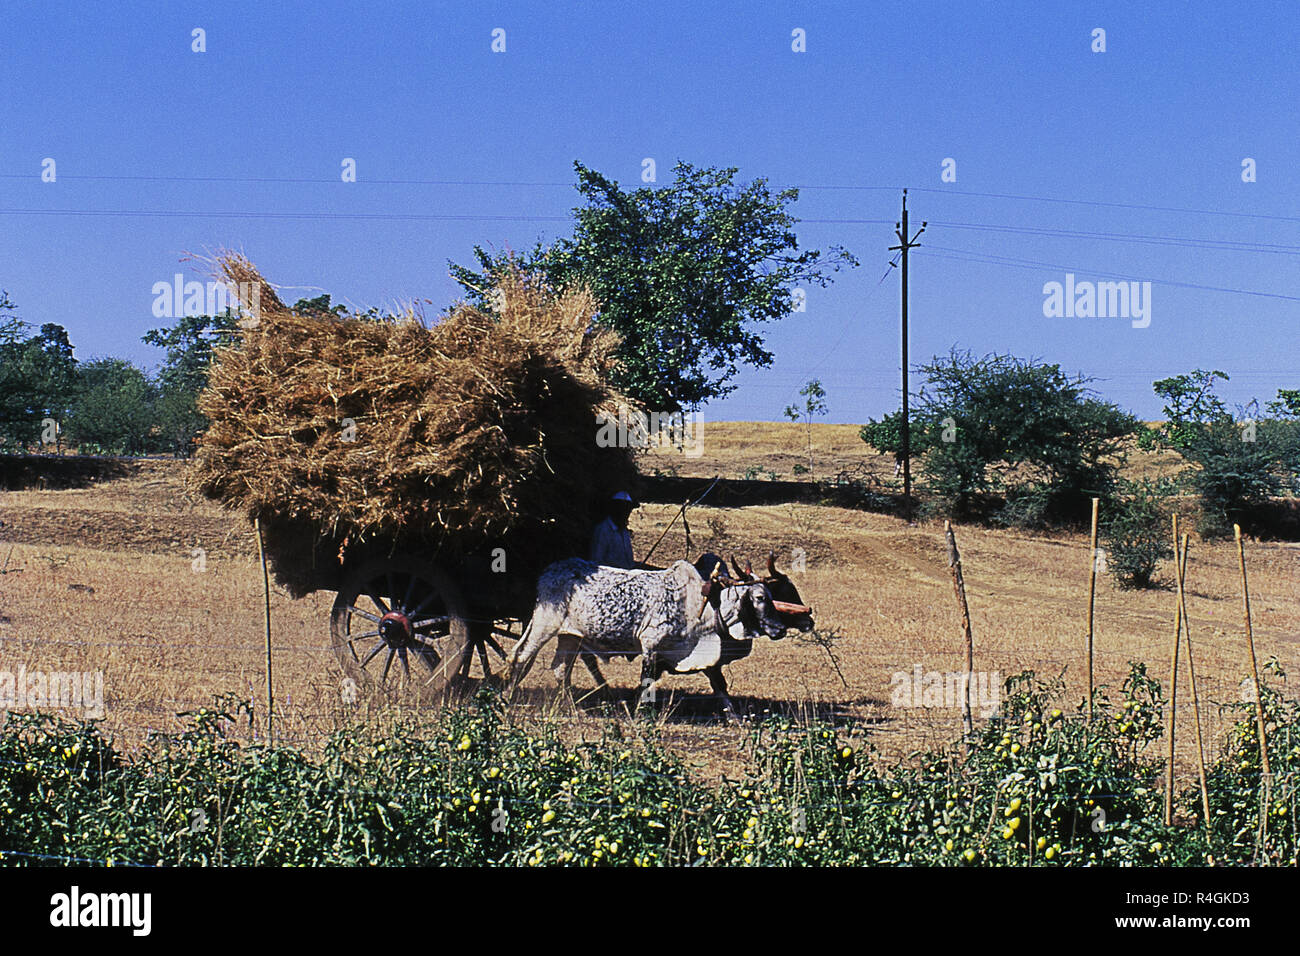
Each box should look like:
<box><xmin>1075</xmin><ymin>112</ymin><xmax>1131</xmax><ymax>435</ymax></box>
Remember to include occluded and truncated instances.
<box><xmin>1142</xmin><ymin>370</ymin><xmax>1300</xmax><ymax>537</ymax></box>
<box><xmin>784</xmin><ymin>378</ymin><xmax>828</xmax><ymax>479</ymax></box>
<box><xmin>0</xmin><ymin>291</ymin><xmax>78</xmax><ymax>450</ymax></box>
<box><xmin>450</xmin><ymin>161</ymin><xmax>857</xmax><ymax>411</ymax></box>
<box><xmin>290</xmin><ymin>293</ymin><xmax>348</xmax><ymax>318</ymax></box>
<box><xmin>143</xmin><ymin>310</ymin><xmax>241</xmax><ymax>455</ymax></box>
<box><xmin>861</xmin><ymin>350</ymin><xmax>1138</xmax><ymax>525</ymax></box>
<box><xmin>64</xmin><ymin>358</ymin><xmax>158</xmax><ymax>455</ymax></box>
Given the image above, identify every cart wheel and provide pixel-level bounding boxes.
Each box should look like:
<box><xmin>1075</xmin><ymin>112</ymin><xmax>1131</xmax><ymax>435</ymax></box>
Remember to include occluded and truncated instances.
<box><xmin>330</xmin><ymin>558</ymin><xmax>471</xmax><ymax>703</ymax></box>
<box><xmin>459</xmin><ymin>618</ymin><xmax>526</xmax><ymax>687</ymax></box>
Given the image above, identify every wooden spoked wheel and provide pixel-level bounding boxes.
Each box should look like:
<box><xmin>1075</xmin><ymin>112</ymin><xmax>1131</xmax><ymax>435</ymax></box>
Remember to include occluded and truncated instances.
<box><xmin>457</xmin><ymin>618</ymin><xmax>526</xmax><ymax>688</ymax></box>
<box><xmin>330</xmin><ymin>558</ymin><xmax>471</xmax><ymax>703</ymax></box>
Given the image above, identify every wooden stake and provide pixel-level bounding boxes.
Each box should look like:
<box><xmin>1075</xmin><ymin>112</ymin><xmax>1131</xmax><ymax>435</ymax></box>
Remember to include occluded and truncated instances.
<box><xmin>1164</xmin><ymin>514</ymin><xmax>1185</xmax><ymax>826</ymax></box>
<box><xmin>255</xmin><ymin>517</ymin><xmax>275</xmax><ymax>747</ymax></box>
<box><xmin>944</xmin><ymin>521</ymin><xmax>974</xmax><ymax>741</ymax></box>
<box><xmin>1174</xmin><ymin>531</ymin><xmax>1211</xmax><ymax>833</ymax></box>
<box><xmin>1234</xmin><ymin>525</ymin><xmax>1270</xmax><ymax>776</ymax></box>
<box><xmin>1235</xmin><ymin>523</ymin><xmax>1271</xmax><ymax>856</ymax></box>
<box><xmin>1086</xmin><ymin>497</ymin><xmax>1099</xmax><ymax>722</ymax></box>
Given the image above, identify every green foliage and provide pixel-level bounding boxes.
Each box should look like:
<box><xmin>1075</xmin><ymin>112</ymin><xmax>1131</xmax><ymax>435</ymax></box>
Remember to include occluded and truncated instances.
<box><xmin>63</xmin><ymin>358</ymin><xmax>157</xmax><ymax>455</ymax></box>
<box><xmin>784</xmin><ymin>378</ymin><xmax>827</xmax><ymax>479</ymax></box>
<box><xmin>450</xmin><ymin>161</ymin><xmax>857</xmax><ymax>411</ymax></box>
<box><xmin>1101</xmin><ymin>479</ymin><xmax>1175</xmax><ymax>589</ymax></box>
<box><xmin>1204</xmin><ymin>659</ymin><xmax>1300</xmax><ymax>863</ymax></box>
<box><xmin>3</xmin><ymin>666</ymin><xmax>1295</xmax><ymax>867</ymax></box>
<box><xmin>142</xmin><ymin>311</ymin><xmax>240</xmax><ymax>398</ymax></box>
<box><xmin>1143</xmin><ymin>370</ymin><xmax>1300</xmax><ymax>538</ymax></box>
<box><xmin>858</xmin><ymin>408</ymin><xmax>904</xmax><ymax>461</ymax></box>
<box><xmin>861</xmin><ymin>350</ymin><xmax>1138</xmax><ymax>526</ymax></box>
<box><xmin>1267</xmin><ymin>389</ymin><xmax>1300</xmax><ymax>419</ymax></box>
<box><xmin>1138</xmin><ymin>369</ymin><xmax>1230</xmax><ymax>453</ymax></box>
<box><xmin>142</xmin><ymin>311</ymin><xmax>241</xmax><ymax>455</ymax></box>
<box><xmin>0</xmin><ymin>291</ymin><xmax>78</xmax><ymax>449</ymax></box>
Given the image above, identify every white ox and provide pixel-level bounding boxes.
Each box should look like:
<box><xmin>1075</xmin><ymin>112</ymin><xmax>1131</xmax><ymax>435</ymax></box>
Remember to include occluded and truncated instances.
<box><xmin>506</xmin><ymin>558</ymin><xmax>793</xmax><ymax>715</ymax></box>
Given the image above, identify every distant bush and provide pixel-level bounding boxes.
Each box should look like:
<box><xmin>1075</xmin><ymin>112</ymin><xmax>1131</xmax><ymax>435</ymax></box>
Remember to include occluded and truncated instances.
<box><xmin>63</xmin><ymin>358</ymin><xmax>158</xmax><ymax>456</ymax></box>
<box><xmin>861</xmin><ymin>350</ymin><xmax>1138</xmax><ymax>528</ymax></box>
<box><xmin>1102</xmin><ymin>479</ymin><xmax>1175</xmax><ymax>589</ymax></box>
<box><xmin>1141</xmin><ymin>370</ymin><xmax>1300</xmax><ymax>539</ymax></box>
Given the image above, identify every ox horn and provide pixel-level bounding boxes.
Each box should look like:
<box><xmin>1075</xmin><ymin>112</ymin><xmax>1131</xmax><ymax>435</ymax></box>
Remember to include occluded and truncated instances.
<box><xmin>767</xmin><ymin>551</ymin><xmax>779</xmax><ymax>578</ymax></box>
<box><xmin>732</xmin><ymin>554</ymin><xmax>754</xmax><ymax>581</ymax></box>
<box><xmin>771</xmin><ymin>600</ymin><xmax>811</xmax><ymax>616</ymax></box>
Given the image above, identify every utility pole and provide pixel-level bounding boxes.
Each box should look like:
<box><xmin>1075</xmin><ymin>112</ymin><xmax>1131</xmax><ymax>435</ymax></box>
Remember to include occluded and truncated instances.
<box><xmin>889</xmin><ymin>189</ymin><xmax>926</xmax><ymax>520</ymax></box>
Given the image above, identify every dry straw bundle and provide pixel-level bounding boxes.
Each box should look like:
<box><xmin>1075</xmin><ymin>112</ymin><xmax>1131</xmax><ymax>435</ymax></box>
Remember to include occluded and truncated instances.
<box><xmin>190</xmin><ymin>253</ymin><xmax>636</xmax><ymax>597</ymax></box>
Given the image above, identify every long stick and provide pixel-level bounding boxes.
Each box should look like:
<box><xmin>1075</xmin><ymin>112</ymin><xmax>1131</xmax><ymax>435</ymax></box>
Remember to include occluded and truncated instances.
<box><xmin>1235</xmin><ymin>524</ymin><xmax>1271</xmax><ymax>855</ymax></box>
<box><xmin>1234</xmin><ymin>525</ymin><xmax>1270</xmax><ymax>776</ymax></box>
<box><xmin>1174</xmin><ymin>531</ymin><xmax>1211</xmax><ymax>833</ymax></box>
<box><xmin>1086</xmin><ymin>497</ymin><xmax>1099</xmax><ymax>722</ymax></box>
<box><xmin>944</xmin><ymin>521</ymin><xmax>974</xmax><ymax>741</ymax></box>
<box><xmin>1164</xmin><ymin>514</ymin><xmax>1186</xmax><ymax>826</ymax></box>
<box><xmin>641</xmin><ymin>475</ymin><xmax>722</xmax><ymax>565</ymax></box>
<box><xmin>642</xmin><ymin>499</ymin><xmax>690</xmax><ymax>565</ymax></box>
<box><xmin>255</xmin><ymin>517</ymin><xmax>275</xmax><ymax>747</ymax></box>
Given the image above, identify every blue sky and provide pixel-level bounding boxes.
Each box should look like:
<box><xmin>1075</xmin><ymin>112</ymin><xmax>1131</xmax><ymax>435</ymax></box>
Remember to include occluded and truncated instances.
<box><xmin>1</xmin><ymin>0</ymin><xmax>1296</xmax><ymax>422</ymax></box>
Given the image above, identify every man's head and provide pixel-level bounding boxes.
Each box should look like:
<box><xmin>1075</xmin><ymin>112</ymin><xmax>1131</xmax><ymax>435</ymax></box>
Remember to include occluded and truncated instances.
<box><xmin>608</xmin><ymin>490</ymin><xmax>637</xmax><ymax>527</ymax></box>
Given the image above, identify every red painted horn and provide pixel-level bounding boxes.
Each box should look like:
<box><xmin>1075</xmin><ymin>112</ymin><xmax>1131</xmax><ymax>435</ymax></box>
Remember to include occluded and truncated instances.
<box><xmin>771</xmin><ymin>600</ymin><xmax>810</xmax><ymax>616</ymax></box>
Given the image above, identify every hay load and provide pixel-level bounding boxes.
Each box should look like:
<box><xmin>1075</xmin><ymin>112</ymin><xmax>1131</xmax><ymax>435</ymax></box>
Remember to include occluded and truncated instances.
<box><xmin>190</xmin><ymin>254</ymin><xmax>637</xmax><ymax>599</ymax></box>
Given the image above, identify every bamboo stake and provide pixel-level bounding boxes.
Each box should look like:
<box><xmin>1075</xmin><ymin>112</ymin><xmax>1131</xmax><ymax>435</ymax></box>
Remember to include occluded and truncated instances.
<box><xmin>944</xmin><ymin>521</ymin><xmax>974</xmax><ymax>742</ymax></box>
<box><xmin>1174</xmin><ymin>531</ymin><xmax>1212</xmax><ymax>834</ymax></box>
<box><xmin>1235</xmin><ymin>523</ymin><xmax>1271</xmax><ymax>856</ymax></box>
<box><xmin>1234</xmin><ymin>525</ymin><xmax>1270</xmax><ymax>776</ymax></box>
<box><xmin>1164</xmin><ymin>515</ymin><xmax>1186</xmax><ymax>826</ymax></box>
<box><xmin>255</xmin><ymin>517</ymin><xmax>275</xmax><ymax>747</ymax></box>
<box><xmin>1086</xmin><ymin>497</ymin><xmax>1099</xmax><ymax>722</ymax></box>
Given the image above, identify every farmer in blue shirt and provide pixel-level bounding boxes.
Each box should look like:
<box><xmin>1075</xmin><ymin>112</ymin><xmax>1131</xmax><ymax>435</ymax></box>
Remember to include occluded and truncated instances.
<box><xmin>589</xmin><ymin>491</ymin><xmax>637</xmax><ymax>568</ymax></box>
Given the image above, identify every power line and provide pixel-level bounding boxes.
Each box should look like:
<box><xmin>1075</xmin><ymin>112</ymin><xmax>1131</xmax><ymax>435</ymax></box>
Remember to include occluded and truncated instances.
<box><xmin>8</xmin><ymin>169</ymin><xmax>1298</xmax><ymax>225</ymax></box>
<box><xmin>915</xmin><ymin>244</ymin><xmax>1300</xmax><ymax>303</ymax></box>
<box><xmin>0</xmin><ymin>173</ymin><xmax>574</xmax><ymax>187</ymax></box>
<box><xmin>0</xmin><ymin>207</ymin><xmax>570</xmax><ymax>224</ymax></box>
<box><xmin>824</xmin><ymin>183</ymin><xmax>1300</xmax><ymax>226</ymax></box>
<box><xmin>928</xmin><ymin>220</ymin><xmax>1300</xmax><ymax>256</ymax></box>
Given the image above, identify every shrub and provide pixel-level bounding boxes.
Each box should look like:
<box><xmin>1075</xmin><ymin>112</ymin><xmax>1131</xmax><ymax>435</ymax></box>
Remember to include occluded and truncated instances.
<box><xmin>861</xmin><ymin>350</ymin><xmax>1137</xmax><ymax>527</ymax></box>
<box><xmin>1142</xmin><ymin>371</ymin><xmax>1300</xmax><ymax>539</ymax></box>
<box><xmin>1101</xmin><ymin>479</ymin><xmax>1175</xmax><ymax>588</ymax></box>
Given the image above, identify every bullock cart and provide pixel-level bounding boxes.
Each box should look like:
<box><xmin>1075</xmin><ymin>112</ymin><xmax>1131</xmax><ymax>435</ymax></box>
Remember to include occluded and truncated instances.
<box><xmin>188</xmin><ymin>254</ymin><xmax>636</xmax><ymax>706</ymax></box>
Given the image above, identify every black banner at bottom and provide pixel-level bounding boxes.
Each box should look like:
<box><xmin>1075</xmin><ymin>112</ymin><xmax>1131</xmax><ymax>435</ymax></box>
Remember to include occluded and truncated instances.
<box><xmin>0</xmin><ymin>864</ymin><xmax>1282</xmax><ymax>943</ymax></box>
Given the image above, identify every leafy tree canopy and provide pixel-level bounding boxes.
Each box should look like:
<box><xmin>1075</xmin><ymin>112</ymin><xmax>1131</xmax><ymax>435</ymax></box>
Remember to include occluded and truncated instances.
<box><xmin>0</xmin><ymin>291</ymin><xmax>78</xmax><ymax>448</ymax></box>
<box><xmin>450</xmin><ymin>161</ymin><xmax>857</xmax><ymax>411</ymax></box>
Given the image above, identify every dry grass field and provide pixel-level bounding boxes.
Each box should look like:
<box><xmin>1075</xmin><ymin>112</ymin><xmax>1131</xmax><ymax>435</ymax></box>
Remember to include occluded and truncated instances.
<box><xmin>1</xmin><ymin>422</ymin><xmax>1297</xmax><ymax>785</ymax></box>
